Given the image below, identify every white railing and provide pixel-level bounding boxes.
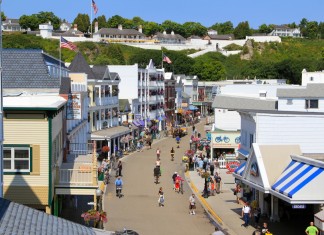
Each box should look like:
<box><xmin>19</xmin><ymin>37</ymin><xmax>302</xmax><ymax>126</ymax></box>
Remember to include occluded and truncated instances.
<box><xmin>59</xmin><ymin>167</ymin><xmax>94</xmax><ymax>186</ymax></box>
<box><xmin>218</xmin><ymin>157</ymin><xmax>239</xmax><ymax>169</ymax></box>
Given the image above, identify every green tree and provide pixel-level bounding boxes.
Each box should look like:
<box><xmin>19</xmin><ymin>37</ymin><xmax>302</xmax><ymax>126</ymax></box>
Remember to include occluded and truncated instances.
<box><xmin>191</xmin><ymin>59</ymin><xmax>226</xmax><ymax>81</ymax></box>
<box><xmin>210</xmin><ymin>21</ymin><xmax>234</xmax><ymax>34</ymax></box>
<box><xmin>304</xmin><ymin>21</ymin><xmax>319</xmax><ymax>39</ymax></box>
<box><xmin>258</xmin><ymin>24</ymin><xmax>273</xmax><ymax>34</ymax></box>
<box><xmin>143</xmin><ymin>21</ymin><xmax>162</xmax><ymax>36</ymax></box>
<box><xmin>19</xmin><ymin>14</ymin><xmax>39</xmax><ymax>30</ymax></box>
<box><xmin>234</xmin><ymin>21</ymin><xmax>252</xmax><ymax>39</ymax></box>
<box><xmin>182</xmin><ymin>22</ymin><xmax>207</xmax><ymax>38</ymax></box>
<box><xmin>73</xmin><ymin>14</ymin><xmax>90</xmax><ymax>33</ymax></box>
<box><xmin>107</xmin><ymin>15</ymin><xmax>125</xmax><ymax>28</ymax></box>
<box><xmin>319</xmin><ymin>22</ymin><xmax>324</xmax><ymax>39</ymax></box>
<box><xmin>132</xmin><ymin>16</ymin><xmax>145</xmax><ymax>27</ymax></box>
<box><xmin>37</xmin><ymin>11</ymin><xmax>61</xmax><ymax>30</ymax></box>
<box><xmin>96</xmin><ymin>15</ymin><xmax>107</xmax><ymax>29</ymax></box>
<box><xmin>161</xmin><ymin>20</ymin><xmax>184</xmax><ymax>35</ymax></box>
<box><xmin>1</xmin><ymin>12</ymin><xmax>6</xmax><ymax>21</ymax></box>
<box><xmin>299</xmin><ymin>18</ymin><xmax>308</xmax><ymax>36</ymax></box>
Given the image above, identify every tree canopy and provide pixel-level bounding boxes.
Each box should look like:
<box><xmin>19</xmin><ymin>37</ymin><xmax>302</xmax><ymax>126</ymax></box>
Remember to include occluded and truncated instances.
<box><xmin>19</xmin><ymin>11</ymin><xmax>60</xmax><ymax>30</ymax></box>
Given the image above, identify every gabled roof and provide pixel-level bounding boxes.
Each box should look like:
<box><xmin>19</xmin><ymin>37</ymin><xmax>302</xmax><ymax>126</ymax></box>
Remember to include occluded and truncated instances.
<box><xmin>119</xmin><ymin>99</ymin><xmax>131</xmax><ymax>112</ymax></box>
<box><xmin>0</xmin><ymin>197</ymin><xmax>96</xmax><ymax>235</ymax></box>
<box><xmin>3</xmin><ymin>18</ymin><xmax>20</xmax><ymax>25</ymax></box>
<box><xmin>2</xmin><ymin>49</ymin><xmax>61</xmax><ymax>89</ymax></box>
<box><xmin>154</xmin><ymin>32</ymin><xmax>186</xmax><ymax>40</ymax></box>
<box><xmin>205</xmin><ymin>34</ymin><xmax>234</xmax><ymax>40</ymax></box>
<box><xmin>95</xmin><ymin>28</ymin><xmax>144</xmax><ymax>36</ymax></box>
<box><xmin>62</xmin><ymin>28</ymin><xmax>84</xmax><ymax>37</ymax></box>
<box><xmin>68</xmin><ymin>52</ymin><xmax>96</xmax><ymax>80</ymax></box>
<box><xmin>92</xmin><ymin>65</ymin><xmax>109</xmax><ymax>80</ymax></box>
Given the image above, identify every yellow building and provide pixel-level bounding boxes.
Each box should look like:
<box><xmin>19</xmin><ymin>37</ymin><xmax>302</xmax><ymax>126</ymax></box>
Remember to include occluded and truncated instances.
<box><xmin>3</xmin><ymin>94</ymin><xmax>66</xmax><ymax>214</ymax></box>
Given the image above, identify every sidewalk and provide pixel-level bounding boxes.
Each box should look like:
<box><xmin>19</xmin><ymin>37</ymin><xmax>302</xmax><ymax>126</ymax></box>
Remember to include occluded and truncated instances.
<box><xmin>186</xmin><ymin>169</ymin><xmax>256</xmax><ymax>235</ymax></box>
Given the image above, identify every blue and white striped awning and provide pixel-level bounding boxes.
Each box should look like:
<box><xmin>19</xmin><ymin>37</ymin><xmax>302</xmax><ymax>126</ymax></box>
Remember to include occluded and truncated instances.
<box><xmin>237</xmin><ymin>148</ymin><xmax>249</xmax><ymax>158</ymax></box>
<box><xmin>234</xmin><ymin>162</ymin><xmax>246</xmax><ymax>176</ymax></box>
<box><xmin>271</xmin><ymin>160</ymin><xmax>324</xmax><ymax>199</ymax></box>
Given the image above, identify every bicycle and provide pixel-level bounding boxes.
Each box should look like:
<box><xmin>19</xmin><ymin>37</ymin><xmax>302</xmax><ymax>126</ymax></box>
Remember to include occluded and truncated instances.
<box><xmin>116</xmin><ymin>186</ymin><xmax>123</xmax><ymax>198</ymax></box>
<box><xmin>114</xmin><ymin>228</ymin><xmax>139</xmax><ymax>235</ymax></box>
<box><xmin>215</xmin><ymin>135</ymin><xmax>230</xmax><ymax>143</ymax></box>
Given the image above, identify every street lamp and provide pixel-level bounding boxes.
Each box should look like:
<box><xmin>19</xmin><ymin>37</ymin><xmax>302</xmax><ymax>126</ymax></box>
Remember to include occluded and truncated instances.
<box><xmin>95</xmin><ymin>188</ymin><xmax>103</xmax><ymax>229</ymax></box>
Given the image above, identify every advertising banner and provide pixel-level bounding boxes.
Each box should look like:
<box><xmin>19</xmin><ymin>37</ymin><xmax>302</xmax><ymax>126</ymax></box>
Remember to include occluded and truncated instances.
<box><xmin>67</xmin><ymin>93</ymin><xmax>82</xmax><ymax>120</ymax></box>
<box><xmin>211</xmin><ymin>131</ymin><xmax>240</xmax><ymax>148</ymax></box>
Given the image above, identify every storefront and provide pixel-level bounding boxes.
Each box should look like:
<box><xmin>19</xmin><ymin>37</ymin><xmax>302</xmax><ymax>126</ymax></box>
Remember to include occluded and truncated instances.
<box><xmin>210</xmin><ymin>130</ymin><xmax>240</xmax><ymax>160</ymax></box>
<box><xmin>236</xmin><ymin>143</ymin><xmax>324</xmax><ymax>223</ymax></box>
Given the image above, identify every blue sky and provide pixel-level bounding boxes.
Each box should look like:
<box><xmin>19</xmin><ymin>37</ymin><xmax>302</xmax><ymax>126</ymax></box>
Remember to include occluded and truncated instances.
<box><xmin>2</xmin><ymin>0</ymin><xmax>324</xmax><ymax>29</ymax></box>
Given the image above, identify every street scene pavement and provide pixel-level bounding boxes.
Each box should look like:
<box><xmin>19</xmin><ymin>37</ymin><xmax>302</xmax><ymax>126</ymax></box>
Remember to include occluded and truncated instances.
<box><xmin>102</xmin><ymin>118</ymin><xmax>304</xmax><ymax>234</ymax></box>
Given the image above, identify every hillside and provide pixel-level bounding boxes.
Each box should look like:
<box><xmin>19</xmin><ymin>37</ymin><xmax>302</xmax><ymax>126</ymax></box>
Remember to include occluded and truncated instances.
<box><xmin>3</xmin><ymin>33</ymin><xmax>324</xmax><ymax>84</ymax></box>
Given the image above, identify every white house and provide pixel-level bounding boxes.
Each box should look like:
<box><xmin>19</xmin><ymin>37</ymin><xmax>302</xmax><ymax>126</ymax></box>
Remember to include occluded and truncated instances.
<box><xmin>269</xmin><ymin>25</ymin><xmax>301</xmax><ymax>37</ymax></box>
<box><xmin>301</xmin><ymin>69</ymin><xmax>324</xmax><ymax>86</ymax></box>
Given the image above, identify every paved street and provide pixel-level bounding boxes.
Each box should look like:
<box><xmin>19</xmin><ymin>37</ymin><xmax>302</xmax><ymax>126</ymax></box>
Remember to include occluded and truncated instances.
<box><xmin>103</xmin><ymin>120</ymin><xmax>215</xmax><ymax>235</ymax></box>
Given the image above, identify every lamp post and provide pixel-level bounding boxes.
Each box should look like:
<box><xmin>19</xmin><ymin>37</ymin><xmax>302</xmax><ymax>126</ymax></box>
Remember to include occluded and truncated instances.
<box><xmin>95</xmin><ymin>188</ymin><xmax>103</xmax><ymax>229</ymax></box>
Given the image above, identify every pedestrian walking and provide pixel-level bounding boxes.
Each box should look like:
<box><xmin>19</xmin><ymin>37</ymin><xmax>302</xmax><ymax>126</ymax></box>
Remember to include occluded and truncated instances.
<box><xmin>117</xmin><ymin>160</ymin><xmax>123</xmax><ymax>177</ymax></box>
<box><xmin>156</xmin><ymin>148</ymin><xmax>161</xmax><ymax>160</ymax></box>
<box><xmin>261</xmin><ymin>222</ymin><xmax>271</xmax><ymax>234</ymax></box>
<box><xmin>189</xmin><ymin>194</ymin><xmax>196</xmax><ymax>215</ymax></box>
<box><xmin>305</xmin><ymin>221</ymin><xmax>319</xmax><ymax>235</ymax></box>
<box><xmin>236</xmin><ymin>184</ymin><xmax>243</xmax><ymax>204</ymax></box>
<box><xmin>214</xmin><ymin>172</ymin><xmax>221</xmax><ymax>194</ymax></box>
<box><xmin>209</xmin><ymin>162</ymin><xmax>215</xmax><ymax>176</ymax></box>
<box><xmin>158</xmin><ymin>187</ymin><xmax>165</xmax><ymax>207</ymax></box>
<box><xmin>241</xmin><ymin>202</ymin><xmax>251</xmax><ymax>227</ymax></box>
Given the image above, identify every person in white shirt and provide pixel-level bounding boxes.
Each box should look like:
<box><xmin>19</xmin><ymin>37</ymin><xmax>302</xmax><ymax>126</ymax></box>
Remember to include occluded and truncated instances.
<box><xmin>241</xmin><ymin>202</ymin><xmax>251</xmax><ymax>227</ymax></box>
<box><xmin>189</xmin><ymin>194</ymin><xmax>196</xmax><ymax>215</ymax></box>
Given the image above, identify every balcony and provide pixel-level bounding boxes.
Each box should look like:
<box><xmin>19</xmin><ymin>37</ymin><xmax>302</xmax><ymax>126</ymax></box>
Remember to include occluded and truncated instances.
<box><xmin>95</xmin><ymin>96</ymin><xmax>119</xmax><ymax>107</ymax></box>
<box><xmin>57</xmin><ymin>143</ymin><xmax>97</xmax><ymax>187</ymax></box>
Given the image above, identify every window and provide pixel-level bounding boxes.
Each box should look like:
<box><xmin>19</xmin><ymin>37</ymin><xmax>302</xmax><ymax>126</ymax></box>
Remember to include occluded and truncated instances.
<box><xmin>310</xmin><ymin>77</ymin><xmax>314</xmax><ymax>81</ymax></box>
<box><xmin>305</xmin><ymin>99</ymin><xmax>318</xmax><ymax>109</ymax></box>
<box><xmin>249</xmin><ymin>134</ymin><xmax>254</xmax><ymax>148</ymax></box>
<box><xmin>4</xmin><ymin>147</ymin><xmax>30</xmax><ymax>172</ymax></box>
<box><xmin>287</xmin><ymin>99</ymin><xmax>293</xmax><ymax>105</ymax></box>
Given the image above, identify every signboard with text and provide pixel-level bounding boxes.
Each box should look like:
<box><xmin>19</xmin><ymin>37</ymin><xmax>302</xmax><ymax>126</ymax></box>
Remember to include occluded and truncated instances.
<box><xmin>67</xmin><ymin>93</ymin><xmax>82</xmax><ymax>120</ymax></box>
<box><xmin>211</xmin><ymin>131</ymin><xmax>240</xmax><ymax>148</ymax></box>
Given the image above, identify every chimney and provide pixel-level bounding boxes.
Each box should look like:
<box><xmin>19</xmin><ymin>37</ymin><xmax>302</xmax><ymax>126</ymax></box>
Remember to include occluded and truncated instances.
<box><xmin>74</xmin><ymin>24</ymin><xmax>77</xmax><ymax>31</ymax></box>
<box><xmin>138</xmin><ymin>25</ymin><xmax>142</xmax><ymax>33</ymax></box>
<box><xmin>171</xmin><ymin>31</ymin><xmax>174</xmax><ymax>35</ymax></box>
<box><xmin>118</xmin><ymin>24</ymin><xmax>123</xmax><ymax>30</ymax></box>
<box><xmin>95</xmin><ymin>22</ymin><xmax>98</xmax><ymax>33</ymax></box>
<box><xmin>163</xmin><ymin>30</ymin><xmax>166</xmax><ymax>35</ymax></box>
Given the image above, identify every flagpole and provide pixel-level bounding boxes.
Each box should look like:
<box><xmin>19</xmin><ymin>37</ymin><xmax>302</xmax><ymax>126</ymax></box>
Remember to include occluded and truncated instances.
<box><xmin>59</xmin><ymin>37</ymin><xmax>62</xmax><ymax>85</ymax></box>
<box><xmin>161</xmin><ymin>50</ymin><xmax>164</xmax><ymax>69</ymax></box>
<box><xmin>90</xmin><ymin>0</ymin><xmax>93</xmax><ymax>37</ymax></box>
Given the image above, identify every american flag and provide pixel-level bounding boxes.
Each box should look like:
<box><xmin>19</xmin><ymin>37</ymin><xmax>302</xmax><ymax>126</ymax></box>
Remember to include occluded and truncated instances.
<box><xmin>163</xmin><ymin>54</ymin><xmax>172</xmax><ymax>64</ymax></box>
<box><xmin>60</xmin><ymin>37</ymin><xmax>77</xmax><ymax>51</ymax></box>
<box><xmin>92</xmin><ymin>0</ymin><xmax>98</xmax><ymax>15</ymax></box>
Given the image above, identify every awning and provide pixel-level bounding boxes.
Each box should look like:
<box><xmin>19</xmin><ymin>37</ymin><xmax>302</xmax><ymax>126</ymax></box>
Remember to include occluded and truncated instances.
<box><xmin>271</xmin><ymin>157</ymin><xmax>324</xmax><ymax>203</ymax></box>
<box><xmin>139</xmin><ymin>120</ymin><xmax>145</xmax><ymax>126</ymax></box>
<box><xmin>91</xmin><ymin>126</ymin><xmax>131</xmax><ymax>140</ymax></box>
<box><xmin>237</xmin><ymin>148</ymin><xmax>250</xmax><ymax>158</ymax></box>
<box><xmin>132</xmin><ymin>120</ymin><xmax>141</xmax><ymax>127</ymax></box>
<box><xmin>188</xmin><ymin>105</ymin><xmax>198</xmax><ymax>111</ymax></box>
<box><xmin>232</xmin><ymin>162</ymin><xmax>246</xmax><ymax>179</ymax></box>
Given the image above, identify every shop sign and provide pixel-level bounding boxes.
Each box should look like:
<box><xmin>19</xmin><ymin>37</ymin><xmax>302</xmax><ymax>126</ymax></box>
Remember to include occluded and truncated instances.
<box><xmin>292</xmin><ymin>204</ymin><xmax>306</xmax><ymax>209</ymax></box>
<box><xmin>67</xmin><ymin>93</ymin><xmax>81</xmax><ymax>120</ymax></box>
<box><xmin>211</xmin><ymin>132</ymin><xmax>240</xmax><ymax>148</ymax></box>
<box><xmin>226</xmin><ymin>161</ymin><xmax>240</xmax><ymax>173</ymax></box>
<box><xmin>250</xmin><ymin>162</ymin><xmax>259</xmax><ymax>177</ymax></box>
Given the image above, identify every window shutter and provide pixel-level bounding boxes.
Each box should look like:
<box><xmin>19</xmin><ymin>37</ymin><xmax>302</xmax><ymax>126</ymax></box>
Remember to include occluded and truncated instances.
<box><xmin>31</xmin><ymin>145</ymin><xmax>40</xmax><ymax>175</ymax></box>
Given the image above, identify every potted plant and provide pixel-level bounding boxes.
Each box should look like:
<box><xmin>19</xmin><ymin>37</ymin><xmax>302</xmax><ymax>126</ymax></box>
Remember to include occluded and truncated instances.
<box><xmin>81</xmin><ymin>209</ymin><xmax>108</xmax><ymax>227</ymax></box>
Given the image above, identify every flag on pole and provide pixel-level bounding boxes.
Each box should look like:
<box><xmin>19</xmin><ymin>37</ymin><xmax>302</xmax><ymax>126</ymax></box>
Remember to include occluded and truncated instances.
<box><xmin>92</xmin><ymin>0</ymin><xmax>98</xmax><ymax>14</ymax></box>
<box><xmin>163</xmin><ymin>54</ymin><xmax>172</xmax><ymax>64</ymax></box>
<box><xmin>60</xmin><ymin>37</ymin><xmax>77</xmax><ymax>51</ymax></box>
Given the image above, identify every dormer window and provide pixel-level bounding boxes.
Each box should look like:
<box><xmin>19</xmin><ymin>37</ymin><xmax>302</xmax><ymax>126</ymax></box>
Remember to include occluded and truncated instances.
<box><xmin>305</xmin><ymin>99</ymin><xmax>318</xmax><ymax>109</ymax></box>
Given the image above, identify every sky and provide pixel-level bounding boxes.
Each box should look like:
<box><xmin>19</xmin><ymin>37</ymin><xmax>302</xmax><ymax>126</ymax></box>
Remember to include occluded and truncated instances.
<box><xmin>2</xmin><ymin>0</ymin><xmax>324</xmax><ymax>29</ymax></box>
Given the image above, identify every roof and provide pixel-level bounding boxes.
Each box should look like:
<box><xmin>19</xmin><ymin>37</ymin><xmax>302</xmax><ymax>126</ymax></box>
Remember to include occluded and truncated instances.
<box><xmin>91</xmin><ymin>126</ymin><xmax>131</xmax><ymax>140</ymax></box>
<box><xmin>3</xmin><ymin>18</ymin><xmax>20</xmax><ymax>25</ymax></box>
<box><xmin>2</xmin><ymin>49</ymin><xmax>61</xmax><ymax>89</ymax></box>
<box><xmin>68</xmin><ymin>53</ymin><xmax>97</xmax><ymax>80</ymax></box>
<box><xmin>190</xmin><ymin>35</ymin><xmax>202</xmax><ymax>39</ymax></box>
<box><xmin>3</xmin><ymin>94</ymin><xmax>67</xmax><ymax>110</ymax></box>
<box><xmin>62</xmin><ymin>28</ymin><xmax>84</xmax><ymax>37</ymax></box>
<box><xmin>277</xmin><ymin>83</ymin><xmax>324</xmax><ymax>98</ymax></box>
<box><xmin>92</xmin><ymin>65</ymin><xmax>109</xmax><ymax>80</ymax></box>
<box><xmin>0</xmin><ymin>197</ymin><xmax>96</xmax><ymax>235</ymax></box>
<box><xmin>95</xmin><ymin>28</ymin><xmax>145</xmax><ymax>36</ymax></box>
<box><xmin>212</xmin><ymin>95</ymin><xmax>277</xmax><ymax>111</ymax></box>
<box><xmin>154</xmin><ymin>32</ymin><xmax>186</xmax><ymax>40</ymax></box>
<box><xmin>206</xmin><ymin>34</ymin><xmax>234</xmax><ymax>40</ymax></box>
